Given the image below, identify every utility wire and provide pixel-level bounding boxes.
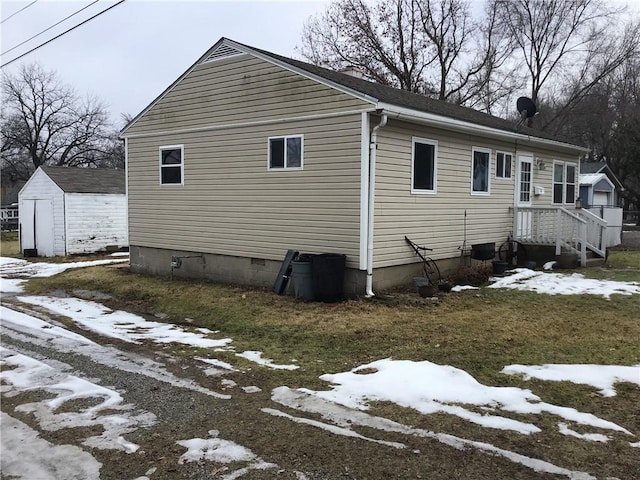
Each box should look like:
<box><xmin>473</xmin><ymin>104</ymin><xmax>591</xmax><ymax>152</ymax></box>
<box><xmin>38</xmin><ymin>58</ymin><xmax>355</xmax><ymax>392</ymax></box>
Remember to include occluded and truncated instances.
<box><xmin>2</xmin><ymin>0</ymin><xmax>100</xmax><ymax>57</ymax></box>
<box><xmin>1</xmin><ymin>0</ymin><xmax>126</xmax><ymax>69</ymax></box>
<box><xmin>1</xmin><ymin>0</ymin><xmax>38</xmax><ymax>24</ymax></box>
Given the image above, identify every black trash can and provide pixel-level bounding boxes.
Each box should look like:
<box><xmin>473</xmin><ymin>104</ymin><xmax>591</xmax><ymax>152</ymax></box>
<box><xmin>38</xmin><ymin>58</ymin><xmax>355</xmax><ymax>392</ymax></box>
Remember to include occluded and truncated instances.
<box><xmin>312</xmin><ymin>253</ymin><xmax>346</xmax><ymax>303</ymax></box>
<box><xmin>291</xmin><ymin>254</ymin><xmax>315</xmax><ymax>301</ymax></box>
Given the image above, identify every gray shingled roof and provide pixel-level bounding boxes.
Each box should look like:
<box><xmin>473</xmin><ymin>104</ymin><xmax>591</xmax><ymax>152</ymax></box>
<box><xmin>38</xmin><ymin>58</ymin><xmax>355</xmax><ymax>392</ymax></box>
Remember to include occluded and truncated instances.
<box><xmin>41</xmin><ymin>166</ymin><xmax>125</xmax><ymax>194</ymax></box>
<box><xmin>579</xmin><ymin>162</ymin><xmax>606</xmax><ymax>174</ymax></box>
<box><xmin>247</xmin><ymin>42</ymin><xmax>578</xmax><ymax>146</ymax></box>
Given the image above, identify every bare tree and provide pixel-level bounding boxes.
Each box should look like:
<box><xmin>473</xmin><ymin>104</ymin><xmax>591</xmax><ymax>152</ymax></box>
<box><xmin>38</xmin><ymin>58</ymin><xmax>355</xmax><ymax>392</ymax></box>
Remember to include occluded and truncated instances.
<box><xmin>608</xmin><ymin>57</ymin><xmax>640</xmax><ymax>216</ymax></box>
<box><xmin>493</xmin><ymin>0</ymin><xmax>639</xmax><ymax>128</ymax></box>
<box><xmin>299</xmin><ymin>0</ymin><xmax>507</xmax><ymax>105</ymax></box>
<box><xmin>1</xmin><ymin>64</ymin><xmax>121</xmax><ymax>181</ymax></box>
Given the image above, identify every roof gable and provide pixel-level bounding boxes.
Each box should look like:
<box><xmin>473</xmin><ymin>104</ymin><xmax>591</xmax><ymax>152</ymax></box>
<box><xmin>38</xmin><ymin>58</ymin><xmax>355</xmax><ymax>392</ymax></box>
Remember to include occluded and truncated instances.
<box><xmin>122</xmin><ymin>37</ymin><xmax>586</xmax><ymax>152</ymax></box>
<box><xmin>41</xmin><ymin>166</ymin><xmax>125</xmax><ymax>194</ymax></box>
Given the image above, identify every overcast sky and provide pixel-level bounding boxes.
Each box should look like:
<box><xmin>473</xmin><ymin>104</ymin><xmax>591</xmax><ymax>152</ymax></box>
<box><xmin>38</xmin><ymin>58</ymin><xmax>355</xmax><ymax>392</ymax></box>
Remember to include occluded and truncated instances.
<box><xmin>0</xmin><ymin>0</ymin><xmax>331</xmax><ymax>127</ymax></box>
<box><xmin>1</xmin><ymin>0</ymin><xmax>639</xmax><ymax>129</ymax></box>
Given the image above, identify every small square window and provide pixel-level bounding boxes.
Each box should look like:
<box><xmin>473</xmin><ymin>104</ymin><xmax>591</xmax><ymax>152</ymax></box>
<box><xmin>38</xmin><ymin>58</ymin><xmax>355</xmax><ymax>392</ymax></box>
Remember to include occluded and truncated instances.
<box><xmin>496</xmin><ymin>152</ymin><xmax>512</xmax><ymax>178</ymax></box>
<box><xmin>159</xmin><ymin>145</ymin><xmax>183</xmax><ymax>185</ymax></box>
<box><xmin>411</xmin><ymin>138</ymin><xmax>437</xmax><ymax>193</ymax></box>
<box><xmin>269</xmin><ymin>135</ymin><xmax>303</xmax><ymax>170</ymax></box>
<box><xmin>472</xmin><ymin>148</ymin><xmax>491</xmax><ymax>194</ymax></box>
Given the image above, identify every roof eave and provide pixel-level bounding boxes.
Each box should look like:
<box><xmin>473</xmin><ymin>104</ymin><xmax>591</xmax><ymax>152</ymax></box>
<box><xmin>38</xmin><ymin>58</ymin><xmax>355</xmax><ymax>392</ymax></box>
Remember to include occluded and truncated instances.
<box><xmin>377</xmin><ymin>103</ymin><xmax>589</xmax><ymax>155</ymax></box>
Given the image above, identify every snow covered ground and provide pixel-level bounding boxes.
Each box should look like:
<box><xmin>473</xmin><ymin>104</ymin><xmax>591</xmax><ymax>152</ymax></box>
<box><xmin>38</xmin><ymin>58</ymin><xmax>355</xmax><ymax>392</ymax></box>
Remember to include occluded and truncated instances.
<box><xmin>1</xmin><ymin>256</ymin><xmax>639</xmax><ymax>479</ymax></box>
<box><xmin>488</xmin><ymin>267</ymin><xmax>640</xmax><ymax>299</ymax></box>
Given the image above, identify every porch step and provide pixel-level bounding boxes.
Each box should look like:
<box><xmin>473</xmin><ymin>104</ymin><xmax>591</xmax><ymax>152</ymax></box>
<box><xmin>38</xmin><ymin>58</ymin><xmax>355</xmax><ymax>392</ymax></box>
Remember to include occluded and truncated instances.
<box><xmin>585</xmin><ymin>256</ymin><xmax>605</xmax><ymax>268</ymax></box>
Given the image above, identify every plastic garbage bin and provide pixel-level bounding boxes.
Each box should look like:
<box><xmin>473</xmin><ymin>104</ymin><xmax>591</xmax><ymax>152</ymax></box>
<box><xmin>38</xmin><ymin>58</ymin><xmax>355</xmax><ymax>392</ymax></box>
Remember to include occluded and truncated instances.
<box><xmin>291</xmin><ymin>254</ymin><xmax>315</xmax><ymax>301</ymax></box>
<box><xmin>312</xmin><ymin>253</ymin><xmax>346</xmax><ymax>303</ymax></box>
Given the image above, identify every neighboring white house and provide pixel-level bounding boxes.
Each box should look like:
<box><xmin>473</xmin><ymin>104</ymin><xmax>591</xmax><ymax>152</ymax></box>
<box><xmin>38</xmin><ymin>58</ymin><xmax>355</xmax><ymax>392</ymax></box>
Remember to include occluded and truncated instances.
<box><xmin>18</xmin><ymin>166</ymin><xmax>127</xmax><ymax>256</ymax></box>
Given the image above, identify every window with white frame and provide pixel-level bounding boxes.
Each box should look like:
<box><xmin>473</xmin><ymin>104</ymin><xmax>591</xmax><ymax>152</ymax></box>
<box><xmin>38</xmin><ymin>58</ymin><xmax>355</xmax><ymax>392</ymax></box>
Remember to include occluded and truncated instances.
<box><xmin>159</xmin><ymin>145</ymin><xmax>184</xmax><ymax>185</ymax></box>
<box><xmin>411</xmin><ymin>137</ymin><xmax>437</xmax><ymax>193</ymax></box>
<box><xmin>471</xmin><ymin>147</ymin><xmax>491</xmax><ymax>194</ymax></box>
<box><xmin>496</xmin><ymin>152</ymin><xmax>512</xmax><ymax>178</ymax></box>
<box><xmin>268</xmin><ymin>135</ymin><xmax>303</xmax><ymax>170</ymax></box>
<box><xmin>553</xmin><ymin>161</ymin><xmax>576</xmax><ymax>204</ymax></box>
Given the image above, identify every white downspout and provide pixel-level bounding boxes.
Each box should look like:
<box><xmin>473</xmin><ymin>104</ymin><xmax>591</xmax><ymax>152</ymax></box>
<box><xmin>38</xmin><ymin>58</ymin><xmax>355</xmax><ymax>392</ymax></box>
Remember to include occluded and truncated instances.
<box><xmin>365</xmin><ymin>113</ymin><xmax>387</xmax><ymax>297</ymax></box>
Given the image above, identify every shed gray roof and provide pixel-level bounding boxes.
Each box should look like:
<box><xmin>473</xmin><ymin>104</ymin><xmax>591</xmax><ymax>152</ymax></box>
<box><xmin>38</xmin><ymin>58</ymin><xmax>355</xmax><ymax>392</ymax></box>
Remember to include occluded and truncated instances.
<box><xmin>41</xmin><ymin>166</ymin><xmax>125</xmax><ymax>194</ymax></box>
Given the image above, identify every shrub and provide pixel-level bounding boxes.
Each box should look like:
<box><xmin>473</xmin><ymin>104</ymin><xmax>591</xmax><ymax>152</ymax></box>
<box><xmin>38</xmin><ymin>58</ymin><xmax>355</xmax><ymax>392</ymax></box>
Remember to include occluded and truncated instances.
<box><xmin>449</xmin><ymin>264</ymin><xmax>493</xmax><ymax>287</ymax></box>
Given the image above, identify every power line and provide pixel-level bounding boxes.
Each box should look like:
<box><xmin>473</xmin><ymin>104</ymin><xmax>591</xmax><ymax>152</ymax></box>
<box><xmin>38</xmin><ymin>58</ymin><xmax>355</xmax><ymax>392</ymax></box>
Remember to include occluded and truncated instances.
<box><xmin>1</xmin><ymin>0</ymin><xmax>38</xmax><ymax>24</ymax></box>
<box><xmin>1</xmin><ymin>0</ymin><xmax>126</xmax><ymax>69</ymax></box>
<box><xmin>2</xmin><ymin>0</ymin><xmax>100</xmax><ymax>57</ymax></box>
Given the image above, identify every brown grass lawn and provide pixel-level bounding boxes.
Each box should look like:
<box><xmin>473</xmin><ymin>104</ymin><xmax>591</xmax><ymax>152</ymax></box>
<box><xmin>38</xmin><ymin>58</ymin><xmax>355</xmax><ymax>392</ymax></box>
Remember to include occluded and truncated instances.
<box><xmin>4</xmin><ymin>250</ymin><xmax>640</xmax><ymax>479</ymax></box>
<box><xmin>0</xmin><ymin>232</ymin><xmax>20</xmax><ymax>257</ymax></box>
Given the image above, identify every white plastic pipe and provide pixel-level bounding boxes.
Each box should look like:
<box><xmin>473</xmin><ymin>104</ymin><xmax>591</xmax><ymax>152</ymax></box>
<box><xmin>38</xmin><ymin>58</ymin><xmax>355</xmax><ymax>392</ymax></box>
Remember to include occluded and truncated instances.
<box><xmin>365</xmin><ymin>113</ymin><xmax>387</xmax><ymax>298</ymax></box>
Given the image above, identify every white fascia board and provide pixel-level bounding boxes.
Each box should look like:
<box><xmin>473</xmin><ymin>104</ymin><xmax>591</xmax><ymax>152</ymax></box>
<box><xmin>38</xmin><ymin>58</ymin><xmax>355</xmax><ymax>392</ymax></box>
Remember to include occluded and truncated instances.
<box><xmin>376</xmin><ymin>103</ymin><xmax>590</xmax><ymax>155</ymax></box>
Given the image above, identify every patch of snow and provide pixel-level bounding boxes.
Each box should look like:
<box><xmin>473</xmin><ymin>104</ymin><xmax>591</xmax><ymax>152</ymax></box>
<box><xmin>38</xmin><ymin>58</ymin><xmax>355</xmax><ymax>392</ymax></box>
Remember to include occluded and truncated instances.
<box><xmin>0</xmin><ymin>257</ymin><xmax>27</xmax><ymax>267</ymax></box>
<box><xmin>220</xmin><ymin>460</ymin><xmax>279</xmax><ymax>480</ymax></box>
<box><xmin>242</xmin><ymin>386</ymin><xmax>262</xmax><ymax>393</ymax></box>
<box><xmin>221</xmin><ymin>379</ymin><xmax>238</xmax><ymax>389</ymax></box>
<box><xmin>271</xmin><ymin>387</ymin><xmax>598</xmax><ymax>480</ymax></box>
<box><xmin>488</xmin><ymin>268</ymin><xmax>640</xmax><ymax>299</ymax></box>
<box><xmin>1</xmin><ymin>257</ymin><xmax>128</xmax><ymax>278</ymax></box>
<box><xmin>236</xmin><ymin>350</ymin><xmax>299</xmax><ymax>370</ymax></box>
<box><xmin>176</xmin><ymin>430</ymin><xmax>278</xmax><ymax>480</ymax></box>
<box><xmin>263</xmin><ymin>407</ymin><xmax>405</xmax><ymax>448</ymax></box>
<box><xmin>0</xmin><ymin>348</ymin><xmax>155</xmax><ymax>453</ymax></box>
<box><xmin>299</xmin><ymin>359</ymin><xmax>631</xmax><ymax>436</ymax></box>
<box><xmin>0</xmin><ymin>412</ymin><xmax>102</xmax><ymax>480</ymax></box>
<box><xmin>110</xmin><ymin>252</ymin><xmax>130</xmax><ymax>257</ymax></box>
<box><xmin>630</xmin><ymin>441</ymin><xmax>640</xmax><ymax>448</ymax></box>
<box><xmin>1</xmin><ymin>277</ymin><xmax>26</xmax><ymax>293</ymax></box>
<box><xmin>1</xmin><ymin>306</ymin><xmax>96</xmax><ymax>345</ymax></box>
<box><xmin>131</xmin><ymin>467</ymin><xmax>157</xmax><ymax>480</ymax></box>
<box><xmin>542</xmin><ymin>261</ymin><xmax>557</xmax><ymax>270</ymax></box>
<box><xmin>502</xmin><ymin>364</ymin><xmax>640</xmax><ymax>397</ymax></box>
<box><xmin>16</xmin><ymin>295</ymin><xmax>233</xmax><ymax>349</ymax></box>
<box><xmin>1</xmin><ymin>306</ymin><xmax>230</xmax><ymax>399</ymax></box>
<box><xmin>451</xmin><ymin>285</ymin><xmax>479</xmax><ymax>292</ymax></box>
<box><xmin>558</xmin><ymin>423</ymin><xmax>609</xmax><ymax>442</ymax></box>
<box><xmin>196</xmin><ymin>357</ymin><xmax>237</xmax><ymax>372</ymax></box>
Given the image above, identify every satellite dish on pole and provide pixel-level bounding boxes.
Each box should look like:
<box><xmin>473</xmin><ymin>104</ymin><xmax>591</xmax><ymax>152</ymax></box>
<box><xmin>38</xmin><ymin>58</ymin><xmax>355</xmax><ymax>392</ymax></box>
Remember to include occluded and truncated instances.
<box><xmin>516</xmin><ymin>97</ymin><xmax>537</xmax><ymax>120</ymax></box>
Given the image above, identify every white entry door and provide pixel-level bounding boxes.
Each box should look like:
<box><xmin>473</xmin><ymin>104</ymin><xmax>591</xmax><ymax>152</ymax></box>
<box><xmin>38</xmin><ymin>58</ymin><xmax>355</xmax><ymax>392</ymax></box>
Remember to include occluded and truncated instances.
<box><xmin>20</xmin><ymin>199</ymin><xmax>55</xmax><ymax>256</ymax></box>
<box><xmin>515</xmin><ymin>155</ymin><xmax>533</xmax><ymax>239</ymax></box>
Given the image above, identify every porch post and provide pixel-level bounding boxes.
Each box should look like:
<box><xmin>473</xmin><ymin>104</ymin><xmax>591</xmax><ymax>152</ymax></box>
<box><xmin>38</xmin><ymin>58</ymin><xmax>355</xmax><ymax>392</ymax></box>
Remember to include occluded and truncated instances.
<box><xmin>555</xmin><ymin>209</ymin><xmax>562</xmax><ymax>255</ymax></box>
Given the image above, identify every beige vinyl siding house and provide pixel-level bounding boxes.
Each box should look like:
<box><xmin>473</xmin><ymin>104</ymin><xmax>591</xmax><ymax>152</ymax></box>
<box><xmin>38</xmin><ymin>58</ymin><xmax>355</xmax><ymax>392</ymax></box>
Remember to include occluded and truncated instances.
<box><xmin>123</xmin><ymin>37</ymin><xmax>593</xmax><ymax>296</ymax></box>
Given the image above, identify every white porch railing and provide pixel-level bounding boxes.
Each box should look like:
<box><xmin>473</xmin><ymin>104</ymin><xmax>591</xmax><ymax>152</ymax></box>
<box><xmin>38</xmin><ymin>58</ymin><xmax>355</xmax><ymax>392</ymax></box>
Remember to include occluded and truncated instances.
<box><xmin>514</xmin><ymin>207</ymin><xmax>607</xmax><ymax>267</ymax></box>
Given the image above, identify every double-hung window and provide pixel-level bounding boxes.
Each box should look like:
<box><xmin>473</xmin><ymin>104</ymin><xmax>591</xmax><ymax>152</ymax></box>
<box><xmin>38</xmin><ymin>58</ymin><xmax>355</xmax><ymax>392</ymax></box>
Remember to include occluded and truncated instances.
<box><xmin>553</xmin><ymin>161</ymin><xmax>576</xmax><ymax>204</ymax></box>
<box><xmin>268</xmin><ymin>135</ymin><xmax>303</xmax><ymax>170</ymax></box>
<box><xmin>471</xmin><ymin>147</ymin><xmax>491</xmax><ymax>194</ymax></box>
<box><xmin>496</xmin><ymin>152</ymin><xmax>512</xmax><ymax>179</ymax></box>
<box><xmin>411</xmin><ymin>137</ymin><xmax>437</xmax><ymax>193</ymax></box>
<box><xmin>159</xmin><ymin>145</ymin><xmax>184</xmax><ymax>185</ymax></box>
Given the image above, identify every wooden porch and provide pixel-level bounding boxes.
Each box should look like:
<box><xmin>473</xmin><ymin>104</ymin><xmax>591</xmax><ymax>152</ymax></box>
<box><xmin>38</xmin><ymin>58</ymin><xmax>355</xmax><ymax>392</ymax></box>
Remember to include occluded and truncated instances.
<box><xmin>513</xmin><ymin>207</ymin><xmax>608</xmax><ymax>267</ymax></box>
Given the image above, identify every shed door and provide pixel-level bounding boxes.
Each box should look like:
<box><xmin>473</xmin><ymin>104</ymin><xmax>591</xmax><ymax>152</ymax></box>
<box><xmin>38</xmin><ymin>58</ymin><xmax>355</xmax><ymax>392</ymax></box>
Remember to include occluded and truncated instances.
<box><xmin>21</xmin><ymin>199</ymin><xmax>55</xmax><ymax>256</ymax></box>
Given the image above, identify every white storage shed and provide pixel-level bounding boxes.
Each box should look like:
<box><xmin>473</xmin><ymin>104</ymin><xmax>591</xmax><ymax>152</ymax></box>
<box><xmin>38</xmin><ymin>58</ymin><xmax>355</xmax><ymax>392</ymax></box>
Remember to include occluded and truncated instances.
<box><xmin>19</xmin><ymin>166</ymin><xmax>127</xmax><ymax>256</ymax></box>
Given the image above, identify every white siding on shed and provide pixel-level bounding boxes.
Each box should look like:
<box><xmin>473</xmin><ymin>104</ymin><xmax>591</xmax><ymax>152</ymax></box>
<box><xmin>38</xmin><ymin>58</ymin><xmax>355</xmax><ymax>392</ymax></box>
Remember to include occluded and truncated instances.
<box><xmin>64</xmin><ymin>193</ymin><xmax>128</xmax><ymax>254</ymax></box>
<box><xmin>18</xmin><ymin>169</ymin><xmax>66</xmax><ymax>256</ymax></box>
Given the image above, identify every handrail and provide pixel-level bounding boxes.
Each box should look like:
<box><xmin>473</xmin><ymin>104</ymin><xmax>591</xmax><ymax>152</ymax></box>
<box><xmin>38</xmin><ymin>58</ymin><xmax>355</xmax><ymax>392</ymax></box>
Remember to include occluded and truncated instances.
<box><xmin>576</xmin><ymin>208</ymin><xmax>607</xmax><ymax>227</ymax></box>
<box><xmin>514</xmin><ymin>206</ymin><xmax>607</xmax><ymax>266</ymax></box>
